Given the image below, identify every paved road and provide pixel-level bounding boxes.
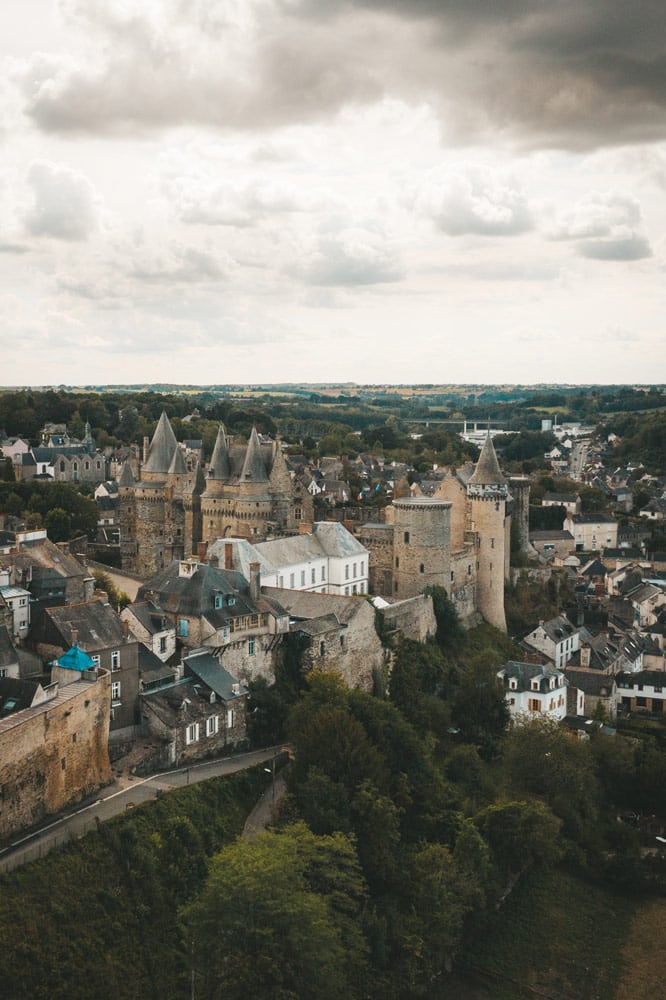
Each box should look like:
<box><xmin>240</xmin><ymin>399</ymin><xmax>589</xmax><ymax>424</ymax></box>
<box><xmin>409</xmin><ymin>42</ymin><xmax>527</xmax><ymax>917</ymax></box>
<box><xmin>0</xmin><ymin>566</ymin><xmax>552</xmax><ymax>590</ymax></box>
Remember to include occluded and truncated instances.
<box><xmin>0</xmin><ymin>746</ymin><xmax>284</xmax><ymax>873</ymax></box>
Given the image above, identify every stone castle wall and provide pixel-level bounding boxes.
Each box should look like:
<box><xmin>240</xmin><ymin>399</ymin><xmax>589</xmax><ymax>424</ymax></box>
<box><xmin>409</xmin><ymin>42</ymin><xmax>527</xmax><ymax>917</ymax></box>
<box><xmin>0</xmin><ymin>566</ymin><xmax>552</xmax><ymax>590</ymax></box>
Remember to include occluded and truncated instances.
<box><xmin>0</xmin><ymin>674</ymin><xmax>111</xmax><ymax>841</ymax></box>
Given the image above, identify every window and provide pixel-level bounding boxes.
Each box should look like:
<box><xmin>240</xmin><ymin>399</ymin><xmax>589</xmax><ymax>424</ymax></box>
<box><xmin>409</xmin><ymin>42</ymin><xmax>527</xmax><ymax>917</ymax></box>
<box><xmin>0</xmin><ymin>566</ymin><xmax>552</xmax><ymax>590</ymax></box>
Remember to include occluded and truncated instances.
<box><xmin>185</xmin><ymin>723</ymin><xmax>199</xmax><ymax>745</ymax></box>
<box><xmin>311</xmin><ymin>568</ymin><xmax>315</xmax><ymax>584</ymax></box>
<box><xmin>395</xmin><ymin>557</ymin><xmax>400</xmax><ymax>569</ymax></box>
<box><xmin>206</xmin><ymin>716</ymin><xmax>219</xmax><ymax>737</ymax></box>
<box><xmin>91</xmin><ymin>654</ymin><xmax>100</xmax><ymax>667</ymax></box>
<box><xmin>353</xmin><ymin>562</ymin><xmax>357</xmax><ymax>577</ymax></box>
<box><xmin>468</xmin><ymin>564</ymin><xmax>472</xmax><ymax>576</ymax></box>
<box><xmin>301</xmin><ymin>570</ymin><xmax>305</xmax><ymax>586</ymax></box>
<box><xmin>404</xmin><ymin>531</ymin><xmax>410</xmax><ymax>543</ymax></box>
<box><xmin>248</xmin><ymin>638</ymin><xmax>255</xmax><ymax>656</ymax></box>
<box><xmin>321</xmin><ymin>566</ymin><xmax>325</xmax><ymax>581</ymax></box>
<box><xmin>290</xmin><ymin>573</ymin><xmax>295</xmax><ymax>588</ymax></box>
<box><xmin>528</xmin><ymin>698</ymin><xmax>541</xmax><ymax>712</ymax></box>
<box><xmin>491</xmin><ymin>538</ymin><xmax>494</xmax><ymax>549</ymax></box>
<box><xmin>111</xmin><ymin>650</ymin><xmax>120</xmax><ymax>671</ymax></box>
<box><xmin>226</xmin><ymin>709</ymin><xmax>235</xmax><ymax>729</ymax></box>
<box><xmin>636</xmin><ymin>697</ymin><xmax>646</xmax><ymax>707</ymax></box>
<box><xmin>345</xmin><ymin>586</ymin><xmax>349</xmax><ymax>595</ymax></box>
<box><xmin>159</xmin><ymin>635</ymin><xmax>167</xmax><ymax>653</ymax></box>
<box><xmin>179</xmin><ymin>619</ymin><xmax>189</xmax><ymax>637</ymax></box>
<box><xmin>451</xmin><ymin>571</ymin><xmax>455</xmax><ymax>583</ymax></box>
<box><xmin>111</xmin><ymin>680</ymin><xmax>121</xmax><ymax>702</ymax></box>
<box><xmin>345</xmin><ymin>564</ymin><xmax>350</xmax><ymax>580</ymax></box>
<box><xmin>419</xmin><ymin>563</ymin><xmax>425</xmax><ymax>574</ymax></box>
<box><xmin>214</xmin><ymin>594</ymin><xmax>223</xmax><ymax>609</ymax></box>
<box><xmin>319</xmin><ymin>641</ymin><xmax>325</xmax><ymax>656</ymax></box>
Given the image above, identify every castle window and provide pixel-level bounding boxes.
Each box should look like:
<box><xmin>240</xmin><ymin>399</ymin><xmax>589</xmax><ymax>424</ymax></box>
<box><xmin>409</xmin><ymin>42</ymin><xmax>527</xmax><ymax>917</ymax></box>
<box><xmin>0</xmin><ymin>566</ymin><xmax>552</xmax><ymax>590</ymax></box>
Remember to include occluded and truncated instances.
<box><xmin>395</xmin><ymin>557</ymin><xmax>399</xmax><ymax>569</ymax></box>
<box><xmin>468</xmin><ymin>565</ymin><xmax>472</xmax><ymax>575</ymax></box>
<box><xmin>420</xmin><ymin>563</ymin><xmax>425</xmax><ymax>574</ymax></box>
<box><xmin>491</xmin><ymin>538</ymin><xmax>494</xmax><ymax>549</ymax></box>
<box><xmin>404</xmin><ymin>531</ymin><xmax>410</xmax><ymax>543</ymax></box>
<box><xmin>319</xmin><ymin>641</ymin><xmax>325</xmax><ymax>656</ymax></box>
<box><xmin>451</xmin><ymin>571</ymin><xmax>455</xmax><ymax>583</ymax></box>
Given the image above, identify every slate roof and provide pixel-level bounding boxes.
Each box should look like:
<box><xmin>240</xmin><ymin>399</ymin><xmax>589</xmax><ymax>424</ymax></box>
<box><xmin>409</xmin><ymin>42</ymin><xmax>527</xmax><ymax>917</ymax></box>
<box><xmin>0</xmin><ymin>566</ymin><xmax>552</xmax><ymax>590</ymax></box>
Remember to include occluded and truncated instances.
<box><xmin>184</xmin><ymin>648</ymin><xmax>247</xmax><ymax>700</ymax></box>
<box><xmin>564</xmin><ymin>668</ymin><xmax>616</xmax><ymax>697</ymax></box>
<box><xmin>46</xmin><ymin>600</ymin><xmax>126</xmax><ymax>649</ymax></box>
<box><xmin>125</xmin><ymin>601</ymin><xmax>171</xmax><ymax>635</ymax></box>
<box><xmin>0</xmin><ymin>624</ymin><xmax>18</xmax><ymax>669</ymax></box>
<box><xmin>0</xmin><ymin>677</ymin><xmax>44</xmax><ymax>715</ymax></box>
<box><xmin>468</xmin><ymin>434</ymin><xmax>507</xmax><ymax>487</ymax></box>
<box><xmin>241</xmin><ymin>427</ymin><xmax>269</xmax><ymax>483</ymax></box>
<box><xmin>143</xmin><ymin>411</ymin><xmax>179</xmax><ymax>474</ymax></box>
<box><xmin>208</xmin><ymin>424</ymin><xmax>231</xmax><ymax>481</ymax></box>
<box><xmin>138</xmin><ymin>561</ymin><xmax>249</xmax><ymax>617</ymax></box>
<box><xmin>498</xmin><ymin>660</ymin><xmax>566</xmax><ymax>693</ymax></box>
<box><xmin>262</xmin><ymin>587</ymin><xmax>368</xmax><ymax>628</ymax></box>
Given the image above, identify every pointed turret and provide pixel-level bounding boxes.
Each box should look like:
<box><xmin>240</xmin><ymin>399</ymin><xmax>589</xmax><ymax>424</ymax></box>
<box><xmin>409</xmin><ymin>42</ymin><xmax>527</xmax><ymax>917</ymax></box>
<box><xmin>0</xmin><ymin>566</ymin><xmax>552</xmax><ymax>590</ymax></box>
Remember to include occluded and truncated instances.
<box><xmin>118</xmin><ymin>461</ymin><xmax>135</xmax><ymax>488</ymax></box>
<box><xmin>208</xmin><ymin>424</ymin><xmax>231</xmax><ymax>481</ymax></box>
<box><xmin>168</xmin><ymin>445</ymin><xmax>187</xmax><ymax>475</ymax></box>
<box><xmin>240</xmin><ymin>427</ymin><xmax>268</xmax><ymax>483</ymax></box>
<box><xmin>468</xmin><ymin>432</ymin><xmax>507</xmax><ymax>488</ymax></box>
<box><xmin>143</xmin><ymin>412</ymin><xmax>178</xmax><ymax>475</ymax></box>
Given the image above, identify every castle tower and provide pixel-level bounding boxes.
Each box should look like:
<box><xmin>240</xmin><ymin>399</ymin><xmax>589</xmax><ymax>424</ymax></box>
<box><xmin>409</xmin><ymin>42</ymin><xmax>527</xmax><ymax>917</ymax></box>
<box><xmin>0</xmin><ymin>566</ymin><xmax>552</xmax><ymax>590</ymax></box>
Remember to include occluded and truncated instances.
<box><xmin>508</xmin><ymin>476</ymin><xmax>531</xmax><ymax>560</ymax></box>
<box><xmin>392</xmin><ymin>497</ymin><xmax>452</xmax><ymax>600</ymax></box>
<box><xmin>467</xmin><ymin>434</ymin><xmax>509</xmax><ymax>632</ymax></box>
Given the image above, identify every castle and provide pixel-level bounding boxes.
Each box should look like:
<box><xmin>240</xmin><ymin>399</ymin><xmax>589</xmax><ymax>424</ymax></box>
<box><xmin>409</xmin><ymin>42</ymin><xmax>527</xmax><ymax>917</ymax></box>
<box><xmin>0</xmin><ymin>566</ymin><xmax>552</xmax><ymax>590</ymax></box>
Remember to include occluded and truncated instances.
<box><xmin>119</xmin><ymin>414</ymin><xmax>527</xmax><ymax>632</ymax></box>
<box><xmin>118</xmin><ymin>414</ymin><xmax>313</xmax><ymax>578</ymax></box>
<box><xmin>358</xmin><ymin>434</ymin><xmax>530</xmax><ymax>632</ymax></box>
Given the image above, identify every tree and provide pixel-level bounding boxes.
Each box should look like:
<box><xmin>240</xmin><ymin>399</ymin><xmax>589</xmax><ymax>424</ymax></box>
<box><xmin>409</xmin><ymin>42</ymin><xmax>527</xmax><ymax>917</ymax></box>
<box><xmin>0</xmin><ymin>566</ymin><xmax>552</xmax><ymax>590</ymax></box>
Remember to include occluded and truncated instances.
<box><xmin>45</xmin><ymin>507</ymin><xmax>72</xmax><ymax>543</ymax></box>
<box><xmin>182</xmin><ymin>823</ymin><xmax>369</xmax><ymax>1000</ymax></box>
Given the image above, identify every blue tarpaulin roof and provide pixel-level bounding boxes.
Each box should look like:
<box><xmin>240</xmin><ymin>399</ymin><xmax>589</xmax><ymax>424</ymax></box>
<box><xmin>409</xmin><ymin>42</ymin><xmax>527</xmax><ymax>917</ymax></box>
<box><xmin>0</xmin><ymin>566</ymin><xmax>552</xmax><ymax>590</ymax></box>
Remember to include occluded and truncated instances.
<box><xmin>57</xmin><ymin>644</ymin><xmax>95</xmax><ymax>672</ymax></box>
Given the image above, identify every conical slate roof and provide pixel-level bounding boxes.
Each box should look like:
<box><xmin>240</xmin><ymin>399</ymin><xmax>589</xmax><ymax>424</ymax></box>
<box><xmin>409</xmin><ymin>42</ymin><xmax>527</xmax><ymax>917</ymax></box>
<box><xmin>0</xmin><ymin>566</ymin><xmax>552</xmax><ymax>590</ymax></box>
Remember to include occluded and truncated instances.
<box><xmin>208</xmin><ymin>424</ymin><xmax>231</xmax><ymax>481</ymax></box>
<box><xmin>168</xmin><ymin>445</ymin><xmax>187</xmax><ymax>475</ymax></box>
<box><xmin>240</xmin><ymin>427</ymin><xmax>268</xmax><ymax>482</ymax></box>
<box><xmin>468</xmin><ymin>433</ymin><xmax>507</xmax><ymax>486</ymax></box>
<box><xmin>118</xmin><ymin>461</ymin><xmax>135</xmax><ymax>487</ymax></box>
<box><xmin>143</xmin><ymin>412</ymin><xmax>178</xmax><ymax>474</ymax></box>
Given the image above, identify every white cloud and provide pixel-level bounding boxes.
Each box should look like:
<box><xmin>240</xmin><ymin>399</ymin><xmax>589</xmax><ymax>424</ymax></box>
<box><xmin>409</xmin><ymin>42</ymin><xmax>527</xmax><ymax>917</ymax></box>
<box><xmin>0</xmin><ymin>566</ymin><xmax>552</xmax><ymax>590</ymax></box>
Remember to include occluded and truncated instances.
<box><xmin>412</xmin><ymin>166</ymin><xmax>532</xmax><ymax>236</ymax></box>
<box><xmin>544</xmin><ymin>191</ymin><xmax>652</xmax><ymax>260</ymax></box>
<box><xmin>292</xmin><ymin>225</ymin><xmax>403</xmax><ymax>286</ymax></box>
<box><xmin>24</xmin><ymin>159</ymin><xmax>99</xmax><ymax>240</ymax></box>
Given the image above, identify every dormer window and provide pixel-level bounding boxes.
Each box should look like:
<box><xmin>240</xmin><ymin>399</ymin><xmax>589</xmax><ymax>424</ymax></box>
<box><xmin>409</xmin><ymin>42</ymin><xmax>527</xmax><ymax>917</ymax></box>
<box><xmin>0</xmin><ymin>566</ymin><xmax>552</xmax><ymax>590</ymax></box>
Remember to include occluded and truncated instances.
<box><xmin>214</xmin><ymin>594</ymin><xmax>223</xmax><ymax>609</ymax></box>
<box><xmin>227</xmin><ymin>596</ymin><xmax>236</xmax><ymax>607</ymax></box>
<box><xmin>509</xmin><ymin>679</ymin><xmax>517</xmax><ymax>690</ymax></box>
<box><xmin>532</xmin><ymin>680</ymin><xmax>539</xmax><ymax>691</ymax></box>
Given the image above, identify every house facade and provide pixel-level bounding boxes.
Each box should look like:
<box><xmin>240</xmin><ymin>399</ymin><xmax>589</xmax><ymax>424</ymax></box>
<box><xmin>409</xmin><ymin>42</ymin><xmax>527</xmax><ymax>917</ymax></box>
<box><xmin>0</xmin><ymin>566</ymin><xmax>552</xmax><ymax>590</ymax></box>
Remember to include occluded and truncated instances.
<box><xmin>497</xmin><ymin>661</ymin><xmax>568</xmax><ymax>720</ymax></box>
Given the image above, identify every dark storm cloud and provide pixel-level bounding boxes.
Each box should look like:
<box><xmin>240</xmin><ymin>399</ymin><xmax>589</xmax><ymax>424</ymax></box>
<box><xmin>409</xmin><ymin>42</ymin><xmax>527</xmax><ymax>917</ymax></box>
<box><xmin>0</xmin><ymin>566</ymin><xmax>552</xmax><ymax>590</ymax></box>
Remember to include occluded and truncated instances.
<box><xmin>21</xmin><ymin>0</ymin><xmax>666</xmax><ymax>149</ymax></box>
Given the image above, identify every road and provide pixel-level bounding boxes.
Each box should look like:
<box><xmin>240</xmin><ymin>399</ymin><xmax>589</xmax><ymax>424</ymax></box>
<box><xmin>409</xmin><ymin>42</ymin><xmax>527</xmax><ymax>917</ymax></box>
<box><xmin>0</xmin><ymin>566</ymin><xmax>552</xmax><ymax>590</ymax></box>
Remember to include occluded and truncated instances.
<box><xmin>0</xmin><ymin>746</ymin><xmax>284</xmax><ymax>873</ymax></box>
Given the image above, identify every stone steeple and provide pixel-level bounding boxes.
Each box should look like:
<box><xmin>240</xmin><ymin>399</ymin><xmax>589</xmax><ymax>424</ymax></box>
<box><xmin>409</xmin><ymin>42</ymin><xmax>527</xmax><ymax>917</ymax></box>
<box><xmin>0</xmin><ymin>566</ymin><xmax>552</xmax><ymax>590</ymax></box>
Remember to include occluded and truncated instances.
<box><xmin>208</xmin><ymin>424</ymin><xmax>231</xmax><ymax>481</ymax></box>
<box><xmin>168</xmin><ymin>444</ymin><xmax>187</xmax><ymax>475</ymax></box>
<box><xmin>118</xmin><ymin>461</ymin><xmax>135</xmax><ymax>488</ymax></box>
<box><xmin>468</xmin><ymin>433</ymin><xmax>507</xmax><ymax>489</ymax></box>
<box><xmin>240</xmin><ymin>427</ymin><xmax>268</xmax><ymax>483</ymax></box>
<box><xmin>143</xmin><ymin>412</ymin><xmax>178</xmax><ymax>475</ymax></box>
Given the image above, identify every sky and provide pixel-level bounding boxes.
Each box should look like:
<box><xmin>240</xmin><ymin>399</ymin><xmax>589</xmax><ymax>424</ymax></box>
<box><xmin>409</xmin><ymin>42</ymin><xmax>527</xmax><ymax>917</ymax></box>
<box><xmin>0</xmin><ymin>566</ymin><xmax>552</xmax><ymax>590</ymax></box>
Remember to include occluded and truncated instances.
<box><xmin>0</xmin><ymin>0</ymin><xmax>665</xmax><ymax>387</ymax></box>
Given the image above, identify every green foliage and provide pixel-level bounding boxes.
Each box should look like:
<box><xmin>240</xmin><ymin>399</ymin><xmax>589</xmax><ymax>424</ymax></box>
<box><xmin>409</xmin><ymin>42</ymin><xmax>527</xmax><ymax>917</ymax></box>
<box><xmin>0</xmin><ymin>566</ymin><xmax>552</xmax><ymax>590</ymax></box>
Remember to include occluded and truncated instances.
<box><xmin>182</xmin><ymin>823</ymin><xmax>370</xmax><ymax>1000</ymax></box>
<box><xmin>0</xmin><ymin>480</ymin><xmax>98</xmax><ymax>540</ymax></box>
<box><xmin>93</xmin><ymin>570</ymin><xmax>131</xmax><ymax>611</ymax></box>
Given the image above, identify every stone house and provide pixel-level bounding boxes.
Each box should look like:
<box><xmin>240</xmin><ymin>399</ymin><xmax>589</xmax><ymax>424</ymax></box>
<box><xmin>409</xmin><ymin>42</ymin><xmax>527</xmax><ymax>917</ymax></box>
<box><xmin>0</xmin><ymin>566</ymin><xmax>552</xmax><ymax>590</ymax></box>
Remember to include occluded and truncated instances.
<box><xmin>120</xmin><ymin>601</ymin><xmax>176</xmax><ymax>663</ymax></box>
<box><xmin>263</xmin><ymin>587</ymin><xmax>384</xmax><ymax>691</ymax></box>
<box><xmin>529</xmin><ymin>529</ymin><xmax>575</xmax><ymax>561</ymax></box>
<box><xmin>563</xmin><ymin>512</ymin><xmax>618</xmax><ymax>552</ymax></box>
<box><xmin>523</xmin><ymin>615</ymin><xmax>583</xmax><ymax>669</ymax></box>
<box><xmin>1</xmin><ymin>529</ymin><xmax>95</xmax><ymax>608</ymax></box>
<box><xmin>0</xmin><ymin>625</ymin><xmax>20</xmax><ymax>679</ymax></box>
<box><xmin>497</xmin><ymin>661</ymin><xmax>568</xmax><ymax>720</ymax></box>
<box><xmin>616</xmin><ymin>670</ymin><xmax>666</xmax><ymax>715</ymax></box>
<box><xmin>0</xmin><ymin>579</ymin><xmax>31</xmax><ymax>640</ymax></box>
<box><xmin>209</xmin><ymin>522</ymin><xmax>370</xmax><ymax>597</ymax></box>
<box><xmin>136</xmin><ymin>558</ymin><xmax>290</xmax><ymax>685</ymax></box>
<box><xmin>141</xmin><ymin>648</ymin><xmax>248</xmax><ymax>766</ymax></box>
<box><xmin>35</xmin><ymin>600</ymin><xmax>140</xmax><ymax>736</ymax></box>
<box><xmin>0</xmin><ymin>663</ymin><xmax>111</xmax><ymax>841</ymax></box>
<box><xmin>564</xmin><ymin>667</ymin><xmax>618</xmax><ymax>721</ymax></box>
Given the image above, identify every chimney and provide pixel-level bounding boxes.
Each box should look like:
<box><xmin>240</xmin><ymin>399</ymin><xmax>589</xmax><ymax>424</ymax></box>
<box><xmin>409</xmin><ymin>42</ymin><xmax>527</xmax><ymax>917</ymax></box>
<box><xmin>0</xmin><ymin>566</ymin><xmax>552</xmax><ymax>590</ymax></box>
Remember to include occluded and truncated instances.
<box><xmin>580</xmin><ymin>645</ymin><xmax>591</xmax><ymax>667</ymax></box>
<box><xmin>122</xmin><ymin>619</ymin><xmax>130</xmax><ymax>641</ymax></box>
<box><xmin>225</xmin><ymin>542</ymin><xmax>233</xmax><ymax>571</ymax></box>
<box><xmin>143</xmin><ymin>435</ymin><xmax>149</xmax><ymax>464</ymax></box>
<box><xmin>70</xmin><ymin>625</ymin><xmax>78</xmax><ymax>647</ymax></box>
<box><xmin>249</xmin><ymin>562</ymin><xmax>261</xmax><ymax>602</ymax></box>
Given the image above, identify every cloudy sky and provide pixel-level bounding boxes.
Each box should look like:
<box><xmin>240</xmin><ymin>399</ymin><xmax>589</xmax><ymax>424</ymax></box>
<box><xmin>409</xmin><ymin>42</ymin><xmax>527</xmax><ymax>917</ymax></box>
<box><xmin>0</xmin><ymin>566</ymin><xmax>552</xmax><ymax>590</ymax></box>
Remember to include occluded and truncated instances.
<box><xmin>1</xmin><ymin>0</ymin><xmax>665</xmax><ymax>386</ymax></box>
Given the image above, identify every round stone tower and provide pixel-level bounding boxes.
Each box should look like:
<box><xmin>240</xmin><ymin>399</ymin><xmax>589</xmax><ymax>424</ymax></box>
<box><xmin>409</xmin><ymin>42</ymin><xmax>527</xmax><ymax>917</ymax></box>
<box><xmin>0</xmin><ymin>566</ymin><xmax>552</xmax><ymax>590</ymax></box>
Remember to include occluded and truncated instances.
<box><xmin>392</xmin><ymin>497</ymin><xmax>452</xmax><ymax>600</ymax></box>
<box><xmin>467</xmin><ymin>434</ymin><xmax>509</xmax><ymax>632</ymax></box>
<box><xmin>508</xmin><ymin>476</ymin><xmax>531</xmax><ymax>561</ymax></box>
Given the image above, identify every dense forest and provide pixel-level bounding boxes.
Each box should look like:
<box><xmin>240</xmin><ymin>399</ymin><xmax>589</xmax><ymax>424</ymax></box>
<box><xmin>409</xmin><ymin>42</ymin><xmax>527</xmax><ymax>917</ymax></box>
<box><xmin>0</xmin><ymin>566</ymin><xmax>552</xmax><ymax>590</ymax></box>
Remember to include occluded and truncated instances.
<box><xmin>1</xmin><ymin>595</ymin><xmax>665</xmax><ymax>999</ymax></box>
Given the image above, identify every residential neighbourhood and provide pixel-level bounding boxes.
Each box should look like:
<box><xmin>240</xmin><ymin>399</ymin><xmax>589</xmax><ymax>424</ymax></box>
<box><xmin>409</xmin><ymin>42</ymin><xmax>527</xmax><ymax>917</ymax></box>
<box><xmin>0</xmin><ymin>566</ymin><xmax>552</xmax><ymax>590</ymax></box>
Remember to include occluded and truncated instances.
<box><xmin>0</xmin><ymin>387</ymin><xmax>665</xmax><ymax>850</ymax></box>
